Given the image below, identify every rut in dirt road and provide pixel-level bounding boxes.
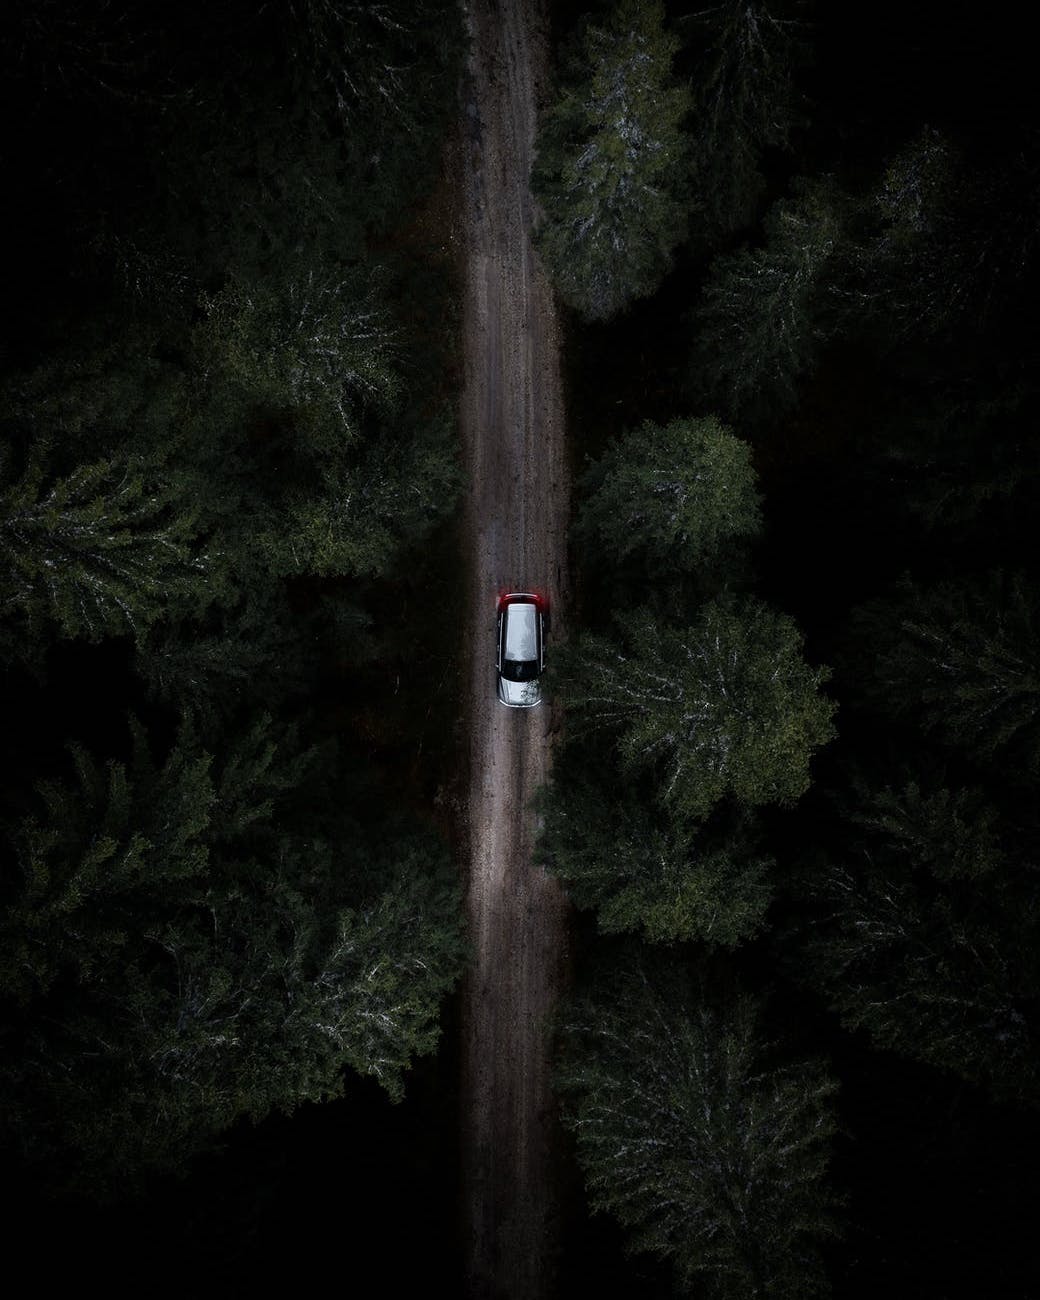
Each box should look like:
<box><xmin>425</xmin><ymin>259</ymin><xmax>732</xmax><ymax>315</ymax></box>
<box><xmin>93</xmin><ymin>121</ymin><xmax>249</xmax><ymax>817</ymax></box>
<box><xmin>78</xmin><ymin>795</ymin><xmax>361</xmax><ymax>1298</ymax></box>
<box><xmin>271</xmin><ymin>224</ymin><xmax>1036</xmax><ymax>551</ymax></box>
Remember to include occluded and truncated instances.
<box><xmin>457</xmin><ymin>1</ymin><xmax>571</xmax><ymax>1297</ymax></box>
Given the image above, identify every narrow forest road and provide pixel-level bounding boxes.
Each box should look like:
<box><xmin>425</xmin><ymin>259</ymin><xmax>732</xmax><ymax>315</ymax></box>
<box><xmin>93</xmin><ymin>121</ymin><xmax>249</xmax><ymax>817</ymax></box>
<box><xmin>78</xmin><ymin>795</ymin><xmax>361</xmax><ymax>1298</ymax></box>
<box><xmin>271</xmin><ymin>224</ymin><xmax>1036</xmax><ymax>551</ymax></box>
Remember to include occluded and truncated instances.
<box><xmin>457</xmin><ymin>1</ymin><xmax>571</xmax><ymax>1296</ymax></box>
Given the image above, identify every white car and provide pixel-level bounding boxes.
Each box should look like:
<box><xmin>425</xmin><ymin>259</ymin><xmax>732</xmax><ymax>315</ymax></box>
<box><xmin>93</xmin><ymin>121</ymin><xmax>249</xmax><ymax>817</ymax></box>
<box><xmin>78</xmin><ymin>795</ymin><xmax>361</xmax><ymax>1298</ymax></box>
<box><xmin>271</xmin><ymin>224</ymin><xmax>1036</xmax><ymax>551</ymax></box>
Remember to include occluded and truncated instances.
<box><xmin>496</xmin><ymin>592</ymin><xmax>546</xmax><ymax>707</ymax></box>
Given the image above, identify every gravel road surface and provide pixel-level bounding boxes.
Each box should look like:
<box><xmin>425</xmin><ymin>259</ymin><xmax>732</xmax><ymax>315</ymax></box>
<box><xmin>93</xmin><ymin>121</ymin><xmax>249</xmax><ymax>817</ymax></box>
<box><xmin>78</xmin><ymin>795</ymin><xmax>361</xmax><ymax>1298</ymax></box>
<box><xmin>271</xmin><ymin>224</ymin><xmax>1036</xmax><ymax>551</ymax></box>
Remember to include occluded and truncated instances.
<box><xmin>457</xmin><ymin>1</ymin><xmax>571</xmax><ymax>1296</ymax></box>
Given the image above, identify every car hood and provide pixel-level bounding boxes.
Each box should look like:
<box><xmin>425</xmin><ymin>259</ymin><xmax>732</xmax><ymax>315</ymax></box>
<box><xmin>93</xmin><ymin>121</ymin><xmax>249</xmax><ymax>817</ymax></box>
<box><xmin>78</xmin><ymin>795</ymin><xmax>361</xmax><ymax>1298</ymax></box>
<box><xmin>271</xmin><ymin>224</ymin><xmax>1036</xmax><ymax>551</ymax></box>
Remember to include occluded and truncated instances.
<box><xmin>498</xmin><ymin>675</ymin><xmax>542</xmax><ymax>707</ymax></box>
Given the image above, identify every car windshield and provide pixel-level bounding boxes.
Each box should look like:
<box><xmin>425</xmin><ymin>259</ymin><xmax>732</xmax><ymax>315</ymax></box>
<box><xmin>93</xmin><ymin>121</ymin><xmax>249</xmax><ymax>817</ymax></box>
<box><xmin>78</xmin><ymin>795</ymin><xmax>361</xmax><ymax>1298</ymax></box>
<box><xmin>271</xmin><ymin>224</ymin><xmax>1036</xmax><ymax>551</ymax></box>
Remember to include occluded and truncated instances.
<box><xmin>501</xmin><ymin>658</ymin><xmax>538</xmax><ymax>682</ymax></box>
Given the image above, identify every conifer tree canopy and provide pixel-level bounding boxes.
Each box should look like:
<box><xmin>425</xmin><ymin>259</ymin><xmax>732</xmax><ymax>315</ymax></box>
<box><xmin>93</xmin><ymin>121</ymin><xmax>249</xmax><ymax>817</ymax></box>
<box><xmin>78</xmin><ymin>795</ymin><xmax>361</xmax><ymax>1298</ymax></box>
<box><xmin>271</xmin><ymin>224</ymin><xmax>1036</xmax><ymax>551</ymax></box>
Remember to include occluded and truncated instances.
<box><xmin>558</xmin><ymin>596</ymin><xmax>836</xmax><ymax>820</ymax></box>
<box><xmin>557</xmin><ymin>952</ymin><xmax>839</xmax><ymax>1298</ymax></box>
<box><xmin>577</xmin><ymin>415</ymin><xmax>762</xmax><ymax>570</ymax></box>
<box><xmin>532</xmin><ymin>0</ymin><xmax>691</xmax><ymax>320</ymax></box>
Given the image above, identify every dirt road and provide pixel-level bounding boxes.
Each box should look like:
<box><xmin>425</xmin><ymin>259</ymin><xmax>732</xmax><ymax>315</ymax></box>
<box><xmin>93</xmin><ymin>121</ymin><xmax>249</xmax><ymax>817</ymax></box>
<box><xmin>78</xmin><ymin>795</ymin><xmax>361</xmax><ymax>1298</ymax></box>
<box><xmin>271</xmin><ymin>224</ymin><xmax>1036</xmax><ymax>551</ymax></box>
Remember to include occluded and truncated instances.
<box><xmin>457</xmin><ymin>1</ymin><xmax>571</xmax><ymax>1296</ymax></box>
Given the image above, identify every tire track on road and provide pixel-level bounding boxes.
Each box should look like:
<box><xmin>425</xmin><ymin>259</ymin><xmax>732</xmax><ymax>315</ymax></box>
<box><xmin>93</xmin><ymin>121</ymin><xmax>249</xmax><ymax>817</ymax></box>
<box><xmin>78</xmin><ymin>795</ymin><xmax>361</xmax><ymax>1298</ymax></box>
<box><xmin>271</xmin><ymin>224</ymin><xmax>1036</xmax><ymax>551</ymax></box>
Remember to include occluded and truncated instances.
<box><xmin>457</xmin><ymin>2</ymin><xmax>571</xmax><ymax>1296</ymax></box>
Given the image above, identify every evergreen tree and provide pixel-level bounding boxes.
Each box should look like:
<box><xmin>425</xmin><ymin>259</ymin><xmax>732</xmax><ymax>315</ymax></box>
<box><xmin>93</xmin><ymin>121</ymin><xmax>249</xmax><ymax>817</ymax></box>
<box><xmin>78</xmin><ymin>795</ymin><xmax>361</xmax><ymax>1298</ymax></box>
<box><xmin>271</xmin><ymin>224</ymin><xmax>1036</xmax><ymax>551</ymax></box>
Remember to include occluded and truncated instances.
<box><xmin>851</xmin><ymin>570</ymin><xmax>1040</xmax><ymax>770</ymax></box>
<box><xmin>279</xmin><ymin>0</ymin><xmax>461</xmax><ymax>129</ymax></box>
<box><xmin>195</xmin><ymin>259</ymin><xmax>402</xmax><ymax>447</ymax></box>
<box><xmin>576</xmin><ymin>415</ymin><xmax>761</xmax><ymax>572</ymax></box>
<box><xmin>850</xmin><ymin>775</ymin><xmax>1003</xmax><ymax>882</ymax></box>
<box><xmin>0</xmin><ymin>448</ymin><xmax>210</xmax><ymax>646</ymax></box>
<box><xmin>272</xmin><ymin>0</ymin><xmax>465</xmax><ymax>232</ymax></box>
<box><xmin>272</xmin><ymin>405</ymin><xmax>462</xmax><ymax>579</ymax></box>
<box><xmin>557</xmin><ymin>597</ymin><xmax>835</xmax><ymax>820</ymax></box>
<box><xmin>797</xmin><ymin>774</ymin><xmax>1040</xmax><ymax>1102</ymax></box>
<box><xmin>191</xmin><ymin>262</ymin><xmax>460</xmax><ymax>581</ymax></box>
<box><xmin>0</xmin><ymin>721</ymin><xmax>214</xmax><ymax>1005</ymax></box>
<box><xmin>557</xmin><ymin>951</ymin><xmax>839</xmax><ymax>1297</ymax></box>
<box><xmin>858</xmin><ymin>127</ymin><xmax>1040</xmax><ymax>341</ymax></box>
<box><xmin>0</xmin><ymin>316</ymin><xmax>191</xmax><ymax>458</ymax></box>
<box><xmin>693</xmin><ymin>179</ymin><xmax>849</xmax><ymax>419</ymax></box>
<box><xmin>539</xmin><ymin>741</ymin><xmax>773</xmax><ymax>945</ymax></box>
<box><xmin>0</xmin><ymin>720</ymin><xmax>467</xmax><ymax>1188</ymax></box>
<box><xmin>683</xmin><ymin>0</ymin><xmax>802</xmax><ymax>238</ymax></box>
<box><xmin>134</xmin><ymin>587</ymin><xmax>323</xmax><ymax>726</ymax></box>
<box><xmin>533</xmin><ymin>0</ymin><xmax>691</xmax><ymax>321</ymax></box>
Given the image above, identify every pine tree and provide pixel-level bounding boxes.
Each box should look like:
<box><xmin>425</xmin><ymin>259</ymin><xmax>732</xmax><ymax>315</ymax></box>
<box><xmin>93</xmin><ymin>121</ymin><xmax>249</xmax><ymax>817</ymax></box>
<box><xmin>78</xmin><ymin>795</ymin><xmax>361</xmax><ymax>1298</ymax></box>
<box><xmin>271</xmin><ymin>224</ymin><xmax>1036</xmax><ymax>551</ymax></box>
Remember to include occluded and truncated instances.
<box><xmin>850</xmin><ymin>776</ymin><xmax>1003</xmax><ymax>882</ymax></box>
<box><xmin>0</xmin><ymin>720</ymin><xmax>214</xmax><ymax>1004</ymax></box>
<box><xmin>693</xmin><ymin>179</ymin><xmax>848</xmax><ymax>419</ymax></box>
<box><xmin>279</xmin><ymin>0</ymin><xmax>462</xmax><ymax>129</ymax></box>
<box><xmin>0</xmin><ymin>719</ymin><xmax>467</xmax><ymax>1188</ymax></box>
<box><xmin>0</xmin><ymin>449</ymin><xmax>210</xmax><ymax>646</ymax></box>
<box><xmin>797</xmin><ymin>773</ymin><xmax>1040</xmax><ymax>1102</ymax></box>
<box><xmin>576</xmin><ymin>415</ymin><xmax>761</xmax><ymax>572</ymax></box>
<box><xmin>851</xmin><ymin>570</ymin><xmax>1040</xmax><ymax>770</ymax></box>
<box><xmin>539</xmin><ymin>742</ymin><xmax>773</xmax><ymax>945</ymax></box>
<box><xmin>684</xmin><ymin>0</ymin><xmax>802</xmax><ymax>238</ymax></box>
<box><xmin>558</xmin><ymin>597</ymin><xmax>835</xmax><ymax>820</ymax></box>
<box><xmin>275</xmin><ymin>405</ymin><xmax>462</xmax><ymax>579</ymax></box>
<box><xmin>194</xmin><ymin>259</ymin><xmax>403</xmax><ymax>448</ymax></box>
<box><xmin>857</xmin><ymin>127</ymin><xmax>1040</xmax><ymax>341</ymax></box>
<box><xmin>533</xmin><ymin>0</ymin><xmax>691</xmax><ymax>321</ymax></box>
<box><xmin>557</xmin><ymin>950</ymin><xmax>839</xmax><ymax>1297</ymax></box>
<box><xmin>191</xmin><ymin>260</ymin><xmax>460</xmax><ymax>581</ymax></box>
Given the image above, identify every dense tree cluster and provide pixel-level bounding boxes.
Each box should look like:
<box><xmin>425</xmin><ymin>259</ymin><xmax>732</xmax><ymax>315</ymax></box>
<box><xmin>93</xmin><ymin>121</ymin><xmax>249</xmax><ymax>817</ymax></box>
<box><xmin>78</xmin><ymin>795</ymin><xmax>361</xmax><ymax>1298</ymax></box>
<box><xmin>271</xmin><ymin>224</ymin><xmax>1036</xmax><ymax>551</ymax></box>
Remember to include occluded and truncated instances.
<box><xmin>0</xmin><ymin>721</ymin><xmax>465</xmax><ymax>1188</ymax></box>
<box><xmin>575</xmin><ymin>415</ymin><xmax>761</xmax><ymax>571</ymax></box>
<box><xmin>541</xmin><ymin>411</ymin><xmax>833</xmax><ymax>956</ymax></box>
<box><xmin>0</xmin><ymin>0</ymin><xmax>466</xmax><ymax>1195</ymax></box>
<box><xmin>532</xmin><ymin>0</ymin><xmax>691</xmax><ymax>320</ymax></box>
<box><xmin>682</xmin><ymin>0</ymin><xmax>803</xmax><ymax>239</ymax></box>
<box><xmin>540</xmin><ymin>301</ymin><xmax>836</xmax><ymax>1296</ymax></box>
<box><xmin>557</xmin><ymin>950</ymin><xmax>839</xmax><ymax>1298</ymax></box>
<box><xmin>533</xmin><ymin>0</ymin><xmax>803</xmax><ymax>320</ymax></box>
<box><xmin>541</xmin><ymin>2</ymin><xmax>1040</xmax><ymax>1295</ymax></box>
<box><xmin>3</xmin><ymin>0</ymin><xmax>1039</xmax><ymax>1291</ymax></box>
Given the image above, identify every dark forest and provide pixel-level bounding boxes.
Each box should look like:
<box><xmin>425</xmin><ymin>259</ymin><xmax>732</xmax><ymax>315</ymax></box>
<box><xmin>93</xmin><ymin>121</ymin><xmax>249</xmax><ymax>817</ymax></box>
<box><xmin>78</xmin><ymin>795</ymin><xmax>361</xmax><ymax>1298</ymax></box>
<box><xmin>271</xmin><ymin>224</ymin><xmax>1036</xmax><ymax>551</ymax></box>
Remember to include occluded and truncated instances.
<box><xmin>2</xmin><ymin>1</ymin><xmax>1039</xmax><ymax>1296</ymax></box>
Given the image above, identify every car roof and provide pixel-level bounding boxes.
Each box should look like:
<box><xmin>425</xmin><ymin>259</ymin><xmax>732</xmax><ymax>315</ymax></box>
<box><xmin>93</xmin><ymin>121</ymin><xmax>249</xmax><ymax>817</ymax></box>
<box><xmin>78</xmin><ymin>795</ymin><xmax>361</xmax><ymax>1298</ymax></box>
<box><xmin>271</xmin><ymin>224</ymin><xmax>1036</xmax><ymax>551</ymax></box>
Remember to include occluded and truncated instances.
<box><xmin>503</xmin><ymin>601</ymin><xmax>538</xmax><ymax>661</ymax></box>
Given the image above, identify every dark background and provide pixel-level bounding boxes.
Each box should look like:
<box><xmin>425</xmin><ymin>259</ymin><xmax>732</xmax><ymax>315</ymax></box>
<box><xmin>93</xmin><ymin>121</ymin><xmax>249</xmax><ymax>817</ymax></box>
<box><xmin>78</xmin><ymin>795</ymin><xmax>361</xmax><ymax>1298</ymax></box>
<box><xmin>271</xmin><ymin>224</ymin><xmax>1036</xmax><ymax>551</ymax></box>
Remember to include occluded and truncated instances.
<box><xmin>2</xmin><ymin>1</ymin><xmax>1039</xmax><ymax>1296</ymax></box>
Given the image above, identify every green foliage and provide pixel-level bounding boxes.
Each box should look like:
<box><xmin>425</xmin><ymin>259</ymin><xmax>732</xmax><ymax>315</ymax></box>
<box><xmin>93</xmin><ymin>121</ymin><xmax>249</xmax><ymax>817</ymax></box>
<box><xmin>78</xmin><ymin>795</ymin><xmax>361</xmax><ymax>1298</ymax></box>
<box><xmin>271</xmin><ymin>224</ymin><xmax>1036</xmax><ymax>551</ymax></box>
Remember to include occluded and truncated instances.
<box><xmin>134</xmin><ymin>589</ymin><xmax>313</xmax><ymax>726</ymax></box>
<box><xmin>693</xmin><ymin>179</ymin><xmax>850</xmax><ymax>418</ymax></box>
<box><xmin>311</xmin><ymin>845</ymin><xmax>468</xmax><ymax>1102</ymax></box>
<box><xmin>684</xmin><ymin>0</ymin><xmax>802</xmax><ymax>237</ymax></box>
<box><xmin>856</xmin><ymin>127</ymin><xmax>1040</xmax><ymax>340</ymax></box>
<box><xmin>576</xmin><ymin>415</ymin><xmax>761</xmax><ymax>572</ymax></box>
<box><xmin>2</xmin><ymin>257</ymin><xmax>459</xmax><ymax>617</ymax></box>
<box><xmin>268</xmin><ymin>406</ymin><xmax>462</xmax><ymax>580</ymax></box>
<box><xmin>539</xmin><ymin>742</ymin><xmax>773</xmax><ymax>944</ymax></box>
<box><xmin>557</xmin><ymin>597</ymin><xmax>835</xmax><ymax>820</ymax></box>
<box><xmin>0</xmin><ymin>720</ymin><xmax>467</xmax><ymax>1187</ymax></box>
<box><xmin>274</xmin><ymin>0</ymin><xmax>465</xmax><ymax>232</ymax></box>
<box><xmin>533</xmin><ymin>0</ymin><xmax>691</xmax><ymax>321</ymax></box>
<box><xmin>0</xmin><ymin>448</ymin><xmax>212</xmax><ymax>645</ymax></box>
<box><xmin>188</xmin><ymin>260</ymin><xmax>460</xmax><ymax>582</ymax></box>
<box><xmin>858</xmin><ymin>127</ymin><xmax>959</xmax><ymax>335</ymax></box>
<box><xmin>0</xmin><ymin>0</ymin><xmax>465</xmax><ymax>1204</ymax></box>
<box><xmin>0</xmin><ymin>318</ymin><xmax>191</xmax><ymax>457</ymax></box>
<box><xmin>849</xmin><ymin>775</ymin><xmax>1003</xmax><ymax>882</ymax></box>
<box><xmin>851</xmin><ymin>570</ymin><xmax>1040</xmax><ymax>770</ymax></box>
<box><xmin>279</xmin><ymin>0</ymin><xmax>462</xmax><ymax>125</ymax></box>
<box><xmin>194</xmin><ymin>260</ymin><xmax>402</xmax><ymax>446</ymax></box>
<box><xmin>0</xmin><ymin>722</ymin><xmax>213</xmax><ymax>1003</ymax></box>
<box><xmin>4</xmin><ymin>0</ymin><xmax>464</xmax><ymax>277</ymax></box>
<box><xmin>797</xmin><ymin>773</ymin><xmax>1040</xmax><ymax>1102</ymax></box>
<box><xmin>556</xmin><ymin>950</ymin><xmax>839</xmax><ymax>1297</ymax></box>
